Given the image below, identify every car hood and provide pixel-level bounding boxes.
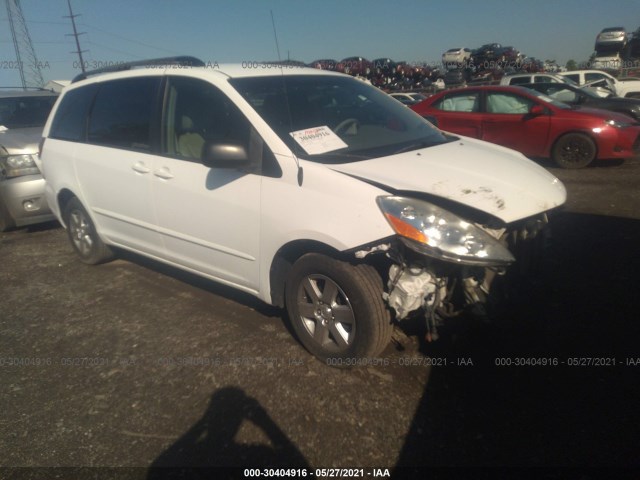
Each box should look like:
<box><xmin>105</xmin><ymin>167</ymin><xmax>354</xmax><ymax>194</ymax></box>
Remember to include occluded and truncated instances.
<box><xmin>330</xmin><ymin>137</ymin><xmax>566</xmax><ymax>224</ymax></box>
<box><xmin>0</xmin><ymin>126</ymin><xmax>42</xmax><ymax>155</ymax></box>
<box><xmin>570</xmin><ymin>107</ymin><xmax>640</xmax><ymax>122</ymax></box>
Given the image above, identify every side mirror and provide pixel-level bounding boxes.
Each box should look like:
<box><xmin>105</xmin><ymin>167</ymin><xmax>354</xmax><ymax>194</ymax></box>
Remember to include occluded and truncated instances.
<box><xmin>202</xmin><ymin>143</ymin><xmax>249</xmax><ymax>168</ymax></box>
<box><xmin>529</xmin><ymin>105</ymin><xmax>545</xmax><ymax>116</ymax></box>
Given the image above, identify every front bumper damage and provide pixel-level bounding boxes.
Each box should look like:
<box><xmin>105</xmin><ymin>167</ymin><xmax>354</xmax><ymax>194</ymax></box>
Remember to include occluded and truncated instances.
<box><xmin>355</xmin><ymin>213</ymin><xmax>551</xmax><ymax>340</ymax></box>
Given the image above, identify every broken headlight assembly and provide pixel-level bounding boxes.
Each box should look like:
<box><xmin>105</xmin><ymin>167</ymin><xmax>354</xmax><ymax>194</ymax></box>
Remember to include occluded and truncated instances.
<box><xmin>377</xmin><ymin>196</ymin><xmax>515</xmax><ymax>267</ymax></box>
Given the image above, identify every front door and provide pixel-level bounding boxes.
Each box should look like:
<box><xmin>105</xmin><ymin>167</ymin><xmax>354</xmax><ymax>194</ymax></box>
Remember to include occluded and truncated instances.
<box><xmin>481</xmin><ymin>91</ymin><xmax>550</xmax><ymax>156</ymax></box>
<box><xmin>151</xmin><ymin>76</ymin><xmax>262</xmax><ymax>291</ymax></box>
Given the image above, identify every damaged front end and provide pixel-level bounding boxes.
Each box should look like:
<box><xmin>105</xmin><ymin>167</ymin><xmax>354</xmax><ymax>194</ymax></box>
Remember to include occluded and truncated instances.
<box><xmin>356</xmin><ymin>195</ymin><xmax>552</xmax><ymax>340</ymax></box>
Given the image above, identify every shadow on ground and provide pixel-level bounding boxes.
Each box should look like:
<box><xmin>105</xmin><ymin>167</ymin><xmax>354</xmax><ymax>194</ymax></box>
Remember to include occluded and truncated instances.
<box><xmin>394</xmin><ymin>212</ymin><xmax>640</xmax><ymax>473</ymax></box>
<box><xmin>147</xmin><ymin>386</ymin><xmax>310</xmax><ymax>478</ymax></box>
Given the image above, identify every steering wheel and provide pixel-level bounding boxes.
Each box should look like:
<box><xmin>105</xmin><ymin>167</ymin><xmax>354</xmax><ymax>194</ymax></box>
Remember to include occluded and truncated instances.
<box><xmin>334</xmin><ymin>118</ymin><xmax>359</xmax><ymax>135</ymax></box>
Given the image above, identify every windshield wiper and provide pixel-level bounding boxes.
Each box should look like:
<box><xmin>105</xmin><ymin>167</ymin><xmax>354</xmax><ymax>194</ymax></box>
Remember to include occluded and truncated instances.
<box><xmin>393</xmin><ymin>136</ymin><xmax>455</xmax><ymax>155</ymax></box>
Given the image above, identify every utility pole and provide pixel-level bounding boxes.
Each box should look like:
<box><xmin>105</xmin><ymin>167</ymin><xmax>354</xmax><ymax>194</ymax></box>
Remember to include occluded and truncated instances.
<box><xmin>5</xmin><ymin>0</ymin><xmax>45</xmax><ymax>88</ymax></box>
<box><xmin>64</xmin><ymin>0</ymin><xmax>87</xmax><ymax>73</ymax></box>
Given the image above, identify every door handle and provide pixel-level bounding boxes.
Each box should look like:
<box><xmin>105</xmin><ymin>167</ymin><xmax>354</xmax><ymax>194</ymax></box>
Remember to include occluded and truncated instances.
<box><xmin>153</xmin><ymin>167</ymin><xmax>174</xmax><ymax>180</ymax></box>
<box><xmin>131</xmin><ymin>162</ymin><xmax>151</xmax><ymax>174</ymax></box>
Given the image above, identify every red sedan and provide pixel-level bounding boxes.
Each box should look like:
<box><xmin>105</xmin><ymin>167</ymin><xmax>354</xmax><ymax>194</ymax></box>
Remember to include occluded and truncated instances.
<box><xmin>411</xmin><ymin>85</ymin><xmax>640</xmax><ymax>168</ymax></box>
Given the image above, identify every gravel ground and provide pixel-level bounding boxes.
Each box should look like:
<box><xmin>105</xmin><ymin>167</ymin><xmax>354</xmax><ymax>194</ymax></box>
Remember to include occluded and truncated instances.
<box><xmin>1</xmin><ymin>156</ymin><xmax>639</xmax><ymax>479</ymax></box>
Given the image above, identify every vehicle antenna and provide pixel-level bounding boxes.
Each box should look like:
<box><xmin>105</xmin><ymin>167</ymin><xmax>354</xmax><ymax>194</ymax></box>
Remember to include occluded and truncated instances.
<box><xmin>271</xmin><ymin>10</ymin><xmax>303</xmax><ymax>186</ymax></box>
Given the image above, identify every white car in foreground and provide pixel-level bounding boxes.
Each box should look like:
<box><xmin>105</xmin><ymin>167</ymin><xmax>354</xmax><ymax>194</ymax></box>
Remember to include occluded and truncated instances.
<box><xmin>41</xmin><ymin>57</ymin><xmax>566</xmax><ymax>363</ymax></box>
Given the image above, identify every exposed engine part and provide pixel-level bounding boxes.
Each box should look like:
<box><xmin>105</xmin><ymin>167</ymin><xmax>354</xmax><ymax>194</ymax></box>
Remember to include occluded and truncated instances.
<box><xmin>379</xmin><ymin>212</ymin><xmax>552</xmax><ymax>341</ymax></box>
<box><xmin>462</xmin><ymin>275</ymin><xmax>489</xmax><ymax>317</ymax></box>
<box><xmin>354</xmin><ymin>243</ymin><xmax>391</xmax><ymax>259</ymax></box>
<box><xmin>383</xmin><ymin>264</ymin><xmax>439</xmax><ymax>320</ymax></box>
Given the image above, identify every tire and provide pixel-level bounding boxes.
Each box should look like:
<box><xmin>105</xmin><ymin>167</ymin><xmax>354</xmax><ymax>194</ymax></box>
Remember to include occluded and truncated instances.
<box><xmin>63</xmin><ymin>197</ymin><xmax>113</xmax><ymax>264</ymax></box>
<box><xmin>0</xmin><ymin>198</ymin><xmax>16</xmax><ymax>232</ymax></box>
<box><xmin>285</xmin><ymin>253</ymin><xmax>393</xmax><ymax>364</ymax></box>
<box><xmin>551</xmin><ymin>133</ymin><xmax>596</xmax><ymax>169</ymax></box>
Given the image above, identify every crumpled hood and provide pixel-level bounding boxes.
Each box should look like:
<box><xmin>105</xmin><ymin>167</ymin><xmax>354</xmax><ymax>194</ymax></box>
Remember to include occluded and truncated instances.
<box><xmin>0</xmin><ymin>126</ymin><xmax>42</xmax><ymax>155</ymax></box>
<box><xmin>330</xmin><ymin>137</ymin><xmax>566</xmax><ymax>223</ymax></box>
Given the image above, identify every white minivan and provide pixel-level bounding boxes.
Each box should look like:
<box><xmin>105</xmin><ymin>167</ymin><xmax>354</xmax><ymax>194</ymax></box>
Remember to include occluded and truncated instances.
<box><xmin>40</xmin><ymin>57</ymin><xmax>566</xmax><ymax>363</ymax></box>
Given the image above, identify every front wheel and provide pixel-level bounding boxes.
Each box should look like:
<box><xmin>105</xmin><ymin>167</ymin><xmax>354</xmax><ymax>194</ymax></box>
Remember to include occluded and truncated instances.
<box><xmin>63</xmin><ymin>197</ymin><xmax>113</xmax><ymax>264</ymax></box>
<box><xmin>285</xmin><ymin>254</ymin><xmax>393</xmax><ymax>364</ymax></box>
<box><xmin>551</xmin><ymin>133</ymin><xmax>596</xmax><ymax>169</ymax></box>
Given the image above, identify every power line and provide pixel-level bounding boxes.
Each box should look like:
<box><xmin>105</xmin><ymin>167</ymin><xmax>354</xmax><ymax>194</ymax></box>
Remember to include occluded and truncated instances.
<box><xmin>63</xmin><ymin>0</ymin><xmax>87</xmax><ymax>73</ymax></box>
<box><xmin>78</xmin><ymin>22</ymin><xmax>182</xmax><ymax>55</ymax></box>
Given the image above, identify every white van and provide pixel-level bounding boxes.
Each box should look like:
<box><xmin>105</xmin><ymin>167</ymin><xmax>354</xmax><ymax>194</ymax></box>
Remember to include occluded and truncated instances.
<box><xmin>41</xmin><ymin>57</ymin><xmax>566</xmax><ymax>363</ymax></box>
<box><xmin>558</xmin><ymin>70</ymin><xmax>640</xmax><ymax>99</ymax></box>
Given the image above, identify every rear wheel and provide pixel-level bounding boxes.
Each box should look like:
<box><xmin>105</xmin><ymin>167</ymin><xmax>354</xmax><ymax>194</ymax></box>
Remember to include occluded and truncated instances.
<box><xmin>551</xmin><ymin>133</ymin><xmax>596</xmax><ymax>169</ymax></box>
<box><xmin>63</xmin><ymin>197</ymin><xmax>113</xmax><ymax>264</ymax></box>
<box><xmin>285</xmin><ymin>254</ymin><xmax>393</xmax><ymax>364</ymax></box>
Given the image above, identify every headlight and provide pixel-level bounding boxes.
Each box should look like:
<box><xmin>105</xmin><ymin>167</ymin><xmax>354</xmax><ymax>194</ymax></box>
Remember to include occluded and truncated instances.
<box><xmin>604</xmin><ymin>119</ymin><xmax>634</xmax><ymax>129</ymax></box>
<box><xmin>0</xmin><ymin>154</ymin><xmax>40</xmax><ymax>179</ymax></box>
<box><xmin>377</xmin><ymin>196</ymin><xmax>515</xmax><ymax>266</ymax></box>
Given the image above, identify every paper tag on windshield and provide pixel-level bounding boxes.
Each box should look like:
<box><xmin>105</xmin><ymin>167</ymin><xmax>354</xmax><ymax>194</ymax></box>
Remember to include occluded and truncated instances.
<box><xmin>289</xmin><ymin>126</ymin><xmax>348</xmax><ymax>155</ymax></box>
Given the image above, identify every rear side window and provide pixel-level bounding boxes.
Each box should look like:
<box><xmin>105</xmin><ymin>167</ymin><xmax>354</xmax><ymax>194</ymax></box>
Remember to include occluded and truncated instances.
<box><xmin>434</xmin><ymin>92</ymin><xmax>480</xmax><ymax>112</ymax></box>
<box><xmin>88</xmin><ymin>77</ymin><xmax>160</xmax><ymax>150</ymax></box>
<box><xmin>49</xmin><ymin>86</ymin><xmax>96</xmax><ymax>141</ymax></box>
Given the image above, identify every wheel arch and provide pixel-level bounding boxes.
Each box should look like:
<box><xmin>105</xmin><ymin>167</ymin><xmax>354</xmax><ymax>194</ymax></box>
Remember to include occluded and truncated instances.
<box><xmin>549</xmin><ymin>129</ymin><xmax>599</xmax><ymax>158</ymax></box>
<box><xmin>269</xmin><ymin>239</ymin><xmax>344</xmax><ymax>308</ymax></box>
<box><xmin>56</xmin><ymin>188</ymin><xmax>78</xmax><ymax>228</ymax></box>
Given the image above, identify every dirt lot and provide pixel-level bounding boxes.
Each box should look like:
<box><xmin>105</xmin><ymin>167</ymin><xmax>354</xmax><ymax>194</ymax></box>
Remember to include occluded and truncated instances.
<box><xmin>1</xmin><ymin>157</ymin><xmax>639</xmax><ymax>478</ymax></box>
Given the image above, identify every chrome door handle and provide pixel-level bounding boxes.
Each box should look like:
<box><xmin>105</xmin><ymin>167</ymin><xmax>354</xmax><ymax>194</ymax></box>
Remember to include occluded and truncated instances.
<box><xmin>132</xmin><ymin>162</ymin><xmax>151</xmax><ymax>174</ymax></box>
<box><xmin>153</xmin><ymin>167</ymin><xmax>174</xmax><ymax>180</ymax></box>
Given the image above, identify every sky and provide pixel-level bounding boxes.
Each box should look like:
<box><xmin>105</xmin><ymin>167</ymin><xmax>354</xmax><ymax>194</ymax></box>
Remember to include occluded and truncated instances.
<box><xmin>1</xmin><ymin>0</ymin><xmax>639</xmax><ymax>86</ymax></box>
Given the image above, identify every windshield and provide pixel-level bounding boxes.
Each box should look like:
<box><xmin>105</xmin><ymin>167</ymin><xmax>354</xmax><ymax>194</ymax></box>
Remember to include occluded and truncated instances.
<box><xmin>0</xmin><ymin>95</ymin><xmax>57</xmax><ymax>129</ymax></box>
<box><xmin>230</xmin><ymin>75</ymin><xmax>451</xmax><ymax>162</ymax></box>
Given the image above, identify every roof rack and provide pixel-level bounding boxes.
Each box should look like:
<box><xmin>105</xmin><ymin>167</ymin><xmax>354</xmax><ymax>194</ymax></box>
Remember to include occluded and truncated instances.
<box><xmin>71</xmin><ymin>56</ymin><xmax>205</xmax><ymax>83</ymax></box>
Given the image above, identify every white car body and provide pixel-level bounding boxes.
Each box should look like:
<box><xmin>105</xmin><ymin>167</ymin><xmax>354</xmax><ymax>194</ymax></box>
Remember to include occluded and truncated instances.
<box><xmin>558</xmin><ymin>70</ymin><xmax>640</xmax><ymax>99</ymax></box>
<box><xmin>41</xmin><ymin>60</ymin><xmax>566</xmax><ymax>361</ymax></box>
<box><xmin>501</xmin><ymin>73</ymin><xmax>613</xmax><ymax>98</ymax></box>
<box><xmin>595</xmin><ymin>27</ymin><xmax>627</xmax><ymax>50</ymax></box>
<box><xmin>442</xmin><ymin>48</ymin><xmax>472</xmax><ymax>66</ymax></box>
<box><xmin>389</xmin><ymin>92</ymin><xmax>427</xmax><ymax>105</ymax></box>
<box><xmin>499</xmin><ymin>73</ymin><xmax>568</xmax><ymax>86</ymax></box>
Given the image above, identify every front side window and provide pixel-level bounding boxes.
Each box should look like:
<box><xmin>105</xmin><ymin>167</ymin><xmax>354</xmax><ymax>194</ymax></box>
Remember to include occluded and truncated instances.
<box><xmin>486</xmin><ymin>93</ymin><xmax>534</xmax><ymax>114</ymax></box>
<box><xmin>585</xmin><ymin>73</ymin><xmax>607</xmax><ymax>83</ymax></box>
<box><xmin>88</xmin><ymin>76</ymin><xmax>160</xmax><ymax>150</ymax></box>
<box><xmin>162</xmin><ymin>76</ymin><xmax>251</xmax><ymax>161</ymax></box>
<box><xmin>562</xmin><ymin>74</ymin><xmax>579</xmax><ymax>84</ymax></box>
